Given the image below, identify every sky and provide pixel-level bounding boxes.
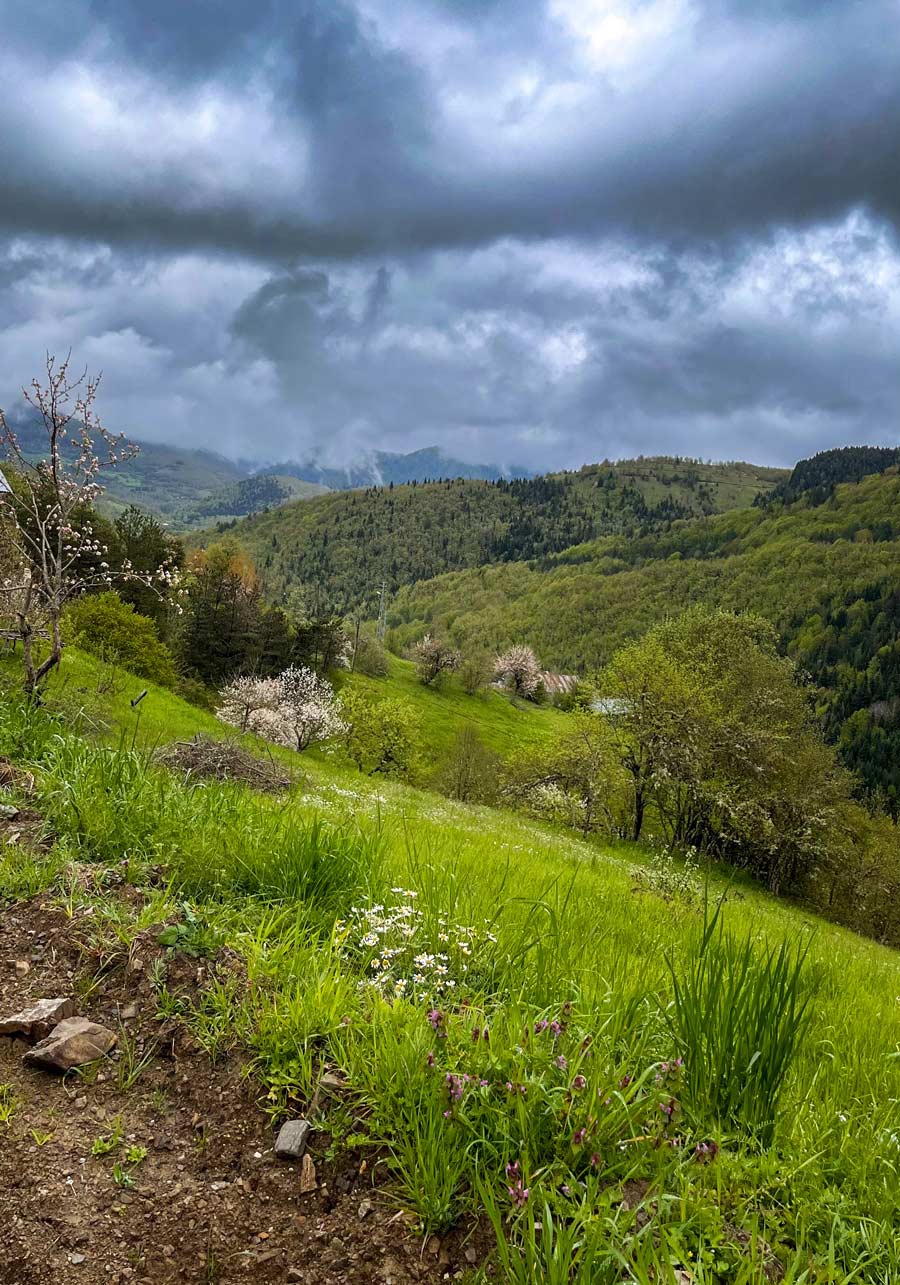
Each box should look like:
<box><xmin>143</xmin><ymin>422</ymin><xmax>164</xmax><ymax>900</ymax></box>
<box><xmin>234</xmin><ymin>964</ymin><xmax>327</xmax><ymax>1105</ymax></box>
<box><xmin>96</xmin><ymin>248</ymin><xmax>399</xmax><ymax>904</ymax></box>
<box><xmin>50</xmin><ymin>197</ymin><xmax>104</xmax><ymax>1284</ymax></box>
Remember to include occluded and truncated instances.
<box><xmin>1</xmin><ymin>0</ymin><xmax>899</xmax><ymax>472</ymax></box>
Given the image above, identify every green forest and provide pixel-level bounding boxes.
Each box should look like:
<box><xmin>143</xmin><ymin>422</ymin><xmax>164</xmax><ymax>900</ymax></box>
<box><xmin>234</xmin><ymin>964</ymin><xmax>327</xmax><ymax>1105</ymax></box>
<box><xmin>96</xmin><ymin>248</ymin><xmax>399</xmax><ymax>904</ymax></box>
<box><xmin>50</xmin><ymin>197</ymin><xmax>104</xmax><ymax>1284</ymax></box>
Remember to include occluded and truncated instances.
<box><xmin>212</xmin><ymin>457</ymin><xmax>784</xmax><ymax>616</ymax></box>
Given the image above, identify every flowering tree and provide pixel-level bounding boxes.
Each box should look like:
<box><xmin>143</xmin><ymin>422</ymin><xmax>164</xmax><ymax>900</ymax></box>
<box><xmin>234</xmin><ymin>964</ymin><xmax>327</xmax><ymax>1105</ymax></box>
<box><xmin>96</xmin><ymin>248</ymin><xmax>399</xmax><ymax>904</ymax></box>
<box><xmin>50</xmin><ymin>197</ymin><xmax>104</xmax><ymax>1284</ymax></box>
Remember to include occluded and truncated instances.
<box><xmin>216</xmin><ymin>666</ymin><xmax>346</xmax><ymax>751</ymax></box>
<box><xmin>413</xmin><ymin>634</ymin><xmax>460</xmax><ymax>686</ymax></box>
<box><xmin>215</xmin><ymin>675</ymin><xmax>283</xmax><ymax>733</ymax></box>
<box><xmin>278</xmin><ymin>665</ymin><xmax>347</xmax><ymax>750</ymax></box>
<box><xmin>493</xmin><ymin>644</ymin><xmax>541</xmax><ymax>700</ymax></box>
<box><xmin>0</xmin><ymin>355</ymin><xmax>179</xmax><ymax>693</ymax></box>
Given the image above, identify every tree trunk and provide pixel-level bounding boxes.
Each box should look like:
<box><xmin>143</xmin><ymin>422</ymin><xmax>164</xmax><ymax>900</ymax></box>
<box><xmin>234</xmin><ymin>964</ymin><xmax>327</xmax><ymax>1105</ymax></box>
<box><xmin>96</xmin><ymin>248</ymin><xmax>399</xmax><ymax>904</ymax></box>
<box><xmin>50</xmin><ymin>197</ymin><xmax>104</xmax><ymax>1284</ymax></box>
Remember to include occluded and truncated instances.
<box><xmin>632</xmin><ymin>781</ymin><xmax>645</xmax><ymax>842</ymax></box>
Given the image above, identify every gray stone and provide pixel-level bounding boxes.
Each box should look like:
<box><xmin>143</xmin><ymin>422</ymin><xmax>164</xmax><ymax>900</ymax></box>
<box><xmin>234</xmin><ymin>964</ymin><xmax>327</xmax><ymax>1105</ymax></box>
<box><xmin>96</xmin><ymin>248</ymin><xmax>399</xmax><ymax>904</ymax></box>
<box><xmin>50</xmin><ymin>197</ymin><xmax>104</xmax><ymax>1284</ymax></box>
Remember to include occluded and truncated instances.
<box><xmin>0</xmin><ymin>997</ymin><xmax>76</xmax><ymax>1041</ymax></box>
<box><xmin>274</xmin><ymin>1118</ymin><xmax>312</xmax><ymax>1161</ymax></box>
<box><xmin>23</xmin><ymin>1017</ymin><xmax>117</xmax><ymax>1073</ymax></box>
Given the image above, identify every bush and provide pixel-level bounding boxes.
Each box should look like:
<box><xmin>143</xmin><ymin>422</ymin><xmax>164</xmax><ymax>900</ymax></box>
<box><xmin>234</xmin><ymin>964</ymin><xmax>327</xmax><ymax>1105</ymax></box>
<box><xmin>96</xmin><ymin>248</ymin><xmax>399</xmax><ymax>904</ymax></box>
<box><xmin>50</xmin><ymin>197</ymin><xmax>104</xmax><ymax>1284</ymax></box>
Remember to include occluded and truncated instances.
<box><xmin>351</xmin><ymin>630</ymin><xmax>390</xmax><ymax>678</ymax></box>
<box><xmin>458</xmin><ymin>651</ymin><xmax>492</xmax><ymax>696</ymax></box>
<box><xmin>340</xmin><ymin>688</ymin><xmax>423</xmax><ymax>778</ymax></box>
<box><xmin>434</xmin><ymin>728</ymin><xmax>500</xmax><ymax>803</ymax></box>
<box><xmin>63</xmin><ymin>592</ymin><xmax>180</xmax><ymax>689</ymax></box>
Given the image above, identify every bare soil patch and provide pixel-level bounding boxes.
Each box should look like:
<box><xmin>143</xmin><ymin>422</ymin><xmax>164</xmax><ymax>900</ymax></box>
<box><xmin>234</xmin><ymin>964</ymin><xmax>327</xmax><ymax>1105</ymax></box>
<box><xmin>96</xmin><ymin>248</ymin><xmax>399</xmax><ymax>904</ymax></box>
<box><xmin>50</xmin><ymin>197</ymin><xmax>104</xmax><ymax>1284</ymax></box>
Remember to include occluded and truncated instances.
<box><xmin>0</xmin><ymin>894</ymin><xmax>491</xmax><ymax>1284</ymax></box>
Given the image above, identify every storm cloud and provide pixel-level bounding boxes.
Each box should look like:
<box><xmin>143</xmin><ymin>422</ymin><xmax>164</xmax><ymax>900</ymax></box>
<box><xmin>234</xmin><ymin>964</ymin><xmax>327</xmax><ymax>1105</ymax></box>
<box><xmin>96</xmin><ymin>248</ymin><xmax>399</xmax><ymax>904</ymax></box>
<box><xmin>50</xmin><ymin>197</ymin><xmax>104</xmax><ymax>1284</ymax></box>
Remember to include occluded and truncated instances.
<box><xmin>1</xmin><ymin>0</ymin><xmax>899</xmax><ymax>468</ymax></box>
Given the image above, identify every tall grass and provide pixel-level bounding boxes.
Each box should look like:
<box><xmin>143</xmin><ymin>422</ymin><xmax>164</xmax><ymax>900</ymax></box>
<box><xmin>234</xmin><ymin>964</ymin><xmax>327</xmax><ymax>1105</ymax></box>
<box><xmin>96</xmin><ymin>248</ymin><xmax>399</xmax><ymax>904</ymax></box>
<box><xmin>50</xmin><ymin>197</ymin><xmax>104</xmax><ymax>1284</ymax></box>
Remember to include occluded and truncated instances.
<box><xmin>32</xmin><ymin>735</ymin><xmax>384</xmax><ymax>923</ymax></box>
<box><xmin>667</xmin><ymin>896</ymin><xmax>814</xmax><ymax>1145</ymax></box>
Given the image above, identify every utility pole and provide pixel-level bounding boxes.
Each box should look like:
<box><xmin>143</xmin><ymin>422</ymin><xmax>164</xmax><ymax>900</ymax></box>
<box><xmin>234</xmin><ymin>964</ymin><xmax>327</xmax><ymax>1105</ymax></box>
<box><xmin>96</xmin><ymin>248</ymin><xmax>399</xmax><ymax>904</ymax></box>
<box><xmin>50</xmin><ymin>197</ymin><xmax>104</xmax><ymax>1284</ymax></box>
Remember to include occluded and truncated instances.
<box><xmin>376</xmin><ymin>579</ymin><xmax>387</xmax><ymax>642</ymax></box>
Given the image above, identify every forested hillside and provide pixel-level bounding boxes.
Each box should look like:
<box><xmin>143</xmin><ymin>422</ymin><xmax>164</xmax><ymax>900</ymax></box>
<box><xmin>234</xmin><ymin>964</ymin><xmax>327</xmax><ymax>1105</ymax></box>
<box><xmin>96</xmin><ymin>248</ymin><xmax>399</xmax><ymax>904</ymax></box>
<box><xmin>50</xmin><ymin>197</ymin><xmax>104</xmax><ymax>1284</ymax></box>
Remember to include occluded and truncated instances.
<box><xmin>391</xmin><ymin>468</ymin><xmax>900</xmax><ymax>810</ymax></box>
<box><xmin>761</xmin><ymin>445</ymin><xmax>900</xmax><ymax>508</ymax></box>
<box><xmin>179</xmin><ymin>473</ymin><xmax>328</xmax><ymax>526</ymax></box>
<box><xmin>214</xmin><ymin>457</ymin><xmax>784</xmax><ymax>615</ymax></box>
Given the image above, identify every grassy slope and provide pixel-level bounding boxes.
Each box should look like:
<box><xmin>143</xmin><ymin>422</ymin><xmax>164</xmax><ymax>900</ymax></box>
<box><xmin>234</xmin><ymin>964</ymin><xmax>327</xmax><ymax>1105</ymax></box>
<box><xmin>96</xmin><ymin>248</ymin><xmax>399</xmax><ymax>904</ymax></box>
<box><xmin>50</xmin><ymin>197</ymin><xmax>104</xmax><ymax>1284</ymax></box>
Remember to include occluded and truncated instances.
<box><xmin>4</xmin><ymin>650</ymin><xmax>900</xmax><ymax>1277</ymax></box>
<box><xmin>390</xmin><ymin>470</ymin><xmax>900</xmax><ymax>671</ymax></box>
<box><xmin>335</xmin><ymin>654</ymin><xmax>567</xmax><ymax>765</ymax></box>
<box><xmin>204</xmin><ymin>457</ymin><xmax>786</xmax><ymax>614</ymax></box>
<box><xmin>49</xmin><ymin>647</ymin><xmax>566</xmax><ymax>770</ymax></box>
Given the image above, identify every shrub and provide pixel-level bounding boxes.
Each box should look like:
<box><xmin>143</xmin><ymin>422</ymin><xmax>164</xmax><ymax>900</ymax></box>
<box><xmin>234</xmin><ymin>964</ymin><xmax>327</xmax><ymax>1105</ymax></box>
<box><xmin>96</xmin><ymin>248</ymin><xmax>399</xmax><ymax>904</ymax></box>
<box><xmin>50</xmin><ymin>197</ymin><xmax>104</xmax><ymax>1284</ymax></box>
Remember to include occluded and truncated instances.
<box><xmin>63</xmin><ymin>592</ymin><xmax>180</xmax><ymax>688</ymax></box>
<box><xmin>340</xmin><ymin>688</ymin><xmax>422</xmax><ymax>777</ymax></box>
<box><xmin>435</xmin><ymin>728</ymin><xmax>500</xmax><ymax>803</ymax></box>
<box><xmin>458</xmin><ymin>650</ymin><xmax>492</xmax><ymax>696</ymax></box>
<box><xmin>351</xmin><ymin>630</ymin><xmax>389</xmax><ymax>678</ymax></box>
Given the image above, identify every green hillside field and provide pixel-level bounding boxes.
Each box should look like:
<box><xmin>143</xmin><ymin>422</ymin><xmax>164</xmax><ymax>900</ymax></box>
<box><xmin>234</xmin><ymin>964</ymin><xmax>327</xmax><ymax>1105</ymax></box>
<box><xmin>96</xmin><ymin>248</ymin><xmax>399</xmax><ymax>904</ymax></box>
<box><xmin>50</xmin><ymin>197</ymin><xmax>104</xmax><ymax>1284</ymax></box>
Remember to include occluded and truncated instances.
<box><xmin>2</xmin><ymin>648</ymin><xmax>900</xmax><ymax>1278</ymax></box>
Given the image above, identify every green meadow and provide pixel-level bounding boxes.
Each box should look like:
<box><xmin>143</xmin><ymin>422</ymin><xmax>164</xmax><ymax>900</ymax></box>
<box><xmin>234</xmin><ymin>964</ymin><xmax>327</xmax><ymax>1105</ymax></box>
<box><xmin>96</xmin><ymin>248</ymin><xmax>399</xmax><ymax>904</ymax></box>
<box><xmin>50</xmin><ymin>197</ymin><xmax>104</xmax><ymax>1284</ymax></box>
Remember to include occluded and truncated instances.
<box><xmin>2</xmin><ymin>649</ymin><xmax>900</xmax><ymax>1281</ymax></box>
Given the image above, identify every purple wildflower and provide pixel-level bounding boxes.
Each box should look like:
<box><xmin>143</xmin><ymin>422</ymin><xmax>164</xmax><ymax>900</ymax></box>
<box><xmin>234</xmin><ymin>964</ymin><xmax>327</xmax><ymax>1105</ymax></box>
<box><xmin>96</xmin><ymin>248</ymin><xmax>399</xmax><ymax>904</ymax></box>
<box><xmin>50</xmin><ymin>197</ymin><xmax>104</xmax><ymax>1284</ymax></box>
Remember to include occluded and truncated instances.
<box><xmin>555</xmin><ymin>1054</ymin><xmax>568</xmax><ymax>1070</ymax></box>
<box><xmin>572</xmin><ymin>1075</ymin><xmax>587</xmax><ymax>1091</ymax></box>
<box><xmin>508</xmin><ymin>1179</ymin><xmax>530</xmax><ymax>1207</ymax></box>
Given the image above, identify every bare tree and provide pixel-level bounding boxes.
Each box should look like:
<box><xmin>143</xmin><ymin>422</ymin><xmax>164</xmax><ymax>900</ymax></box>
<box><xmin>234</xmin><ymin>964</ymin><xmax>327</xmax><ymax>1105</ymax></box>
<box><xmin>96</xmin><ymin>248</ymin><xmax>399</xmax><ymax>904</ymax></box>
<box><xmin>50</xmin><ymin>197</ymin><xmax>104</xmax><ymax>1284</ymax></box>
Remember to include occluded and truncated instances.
<box><xmin>0</xmin><ymin>354</ymin><xmax>178</xmax><ymax>693</ymax></box>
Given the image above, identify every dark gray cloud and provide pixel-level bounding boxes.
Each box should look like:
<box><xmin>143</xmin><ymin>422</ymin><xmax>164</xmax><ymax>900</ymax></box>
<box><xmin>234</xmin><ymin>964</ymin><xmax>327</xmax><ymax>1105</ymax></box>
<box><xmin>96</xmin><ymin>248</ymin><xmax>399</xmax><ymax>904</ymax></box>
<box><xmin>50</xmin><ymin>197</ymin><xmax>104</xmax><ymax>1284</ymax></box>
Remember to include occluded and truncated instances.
<box><xmin>0</xmin><ymin>0</ymin><xmax>899</xmax><ymax>469</ymax></box>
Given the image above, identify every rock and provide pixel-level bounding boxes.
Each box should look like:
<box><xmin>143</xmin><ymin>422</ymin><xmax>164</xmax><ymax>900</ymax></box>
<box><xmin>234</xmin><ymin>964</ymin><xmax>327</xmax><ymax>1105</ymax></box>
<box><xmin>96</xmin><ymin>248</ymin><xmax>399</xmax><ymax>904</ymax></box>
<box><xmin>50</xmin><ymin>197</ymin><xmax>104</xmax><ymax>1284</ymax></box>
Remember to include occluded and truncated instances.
<box><xmin>120</xmin><ymin>1003</ymin><xmax>137</xmax><ymax>1020</ymax></box>
<box><xmin>298</xmin><ymin>1154</ymin><xmax>317</xmax><ymax>1194</ymax></box>
<box><xmin>68</xmin><ymin>1254</ymin><xmax>86</xmax><ymax>1266</ymax></box>
<box><xmin>274</xmin><ymin>1119</ymin><xmax>312</xmax><ymax>1161</ymax></box>
<box><xmin>358</xmin><ymin>1199</ymin><xmax>373</xmax><ymax>1220</ymax></box>
<box><xmin>464</xmin><ymin>1247</ymin><xmax>478</xmax><ymax>1264</ymax></box>
<box><xmin>0</xmin><ymin>803</ymin><xmax>20</xmax><ymax>820</ymax></box>
<box><xmin>14</xmin><ymin>960</ymin><xmax>29</xmax><ymax>978</ymax></box>
<box><xmin>0</xmin><ymin>997</ymin><xmax>76</xmax><ymax>1041</ymax></box>
<box><xmin>23</xmin><ymin>1017</ymin><xmax>117</xmax><ymax>1073</ymax></box>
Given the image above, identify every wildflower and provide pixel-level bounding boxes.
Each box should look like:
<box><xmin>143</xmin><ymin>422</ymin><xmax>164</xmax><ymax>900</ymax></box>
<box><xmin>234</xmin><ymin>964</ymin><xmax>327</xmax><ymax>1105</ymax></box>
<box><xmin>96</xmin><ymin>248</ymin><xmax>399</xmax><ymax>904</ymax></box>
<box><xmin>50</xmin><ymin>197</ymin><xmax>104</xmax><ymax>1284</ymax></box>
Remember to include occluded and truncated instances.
<box><xmin>508</xmin><ymin>1179</ymin><xmax>530</xmax><ymax>1207</ymax></box>
<box><xmin>534</xmin><ymin>1019</ymin><xmax>549</xmax><ymax>1034</ymax></box>
<box><xmin>555</xmin><ymin>1054</ymin><xmax>568</xmax><ymax>1070</ymax></box>
<box><xmin>590</xmin><ymin>1153</ymin><xmax>601</xmax><ymax>1169</ymax></box>
<box><xmin>427</xmin><ymin>1010</ymin><xmax>444</xmax><ymax>1031</ymax></box>
<box><xmin>472</xmin><ymin>1027</ymin><xmax>481</xmax><ymax>1043</ymax></box>
<box><xmin>505</xmin><ymin>1160</ymin><xmax>519</xmax><ymax>1179</ymax></box>
<box><xmin>549</xmin><ymin>1020</ymin><xmax>563</xmax><ymax>1038</ymax></box>
<box><xmin>572</xmin><ymin>1127</ymin><xmax>587</xmax><ymax>1147</ymax></box>
<box><xmin>426</xmin><ymin>1052</ymin><xmax>435</xmax><ymax>1068</ymax></box>
<box><xmin>572</xmin><ymin>1075</ymin><xmax>587</xmax><ymax>1091</ymax></box>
